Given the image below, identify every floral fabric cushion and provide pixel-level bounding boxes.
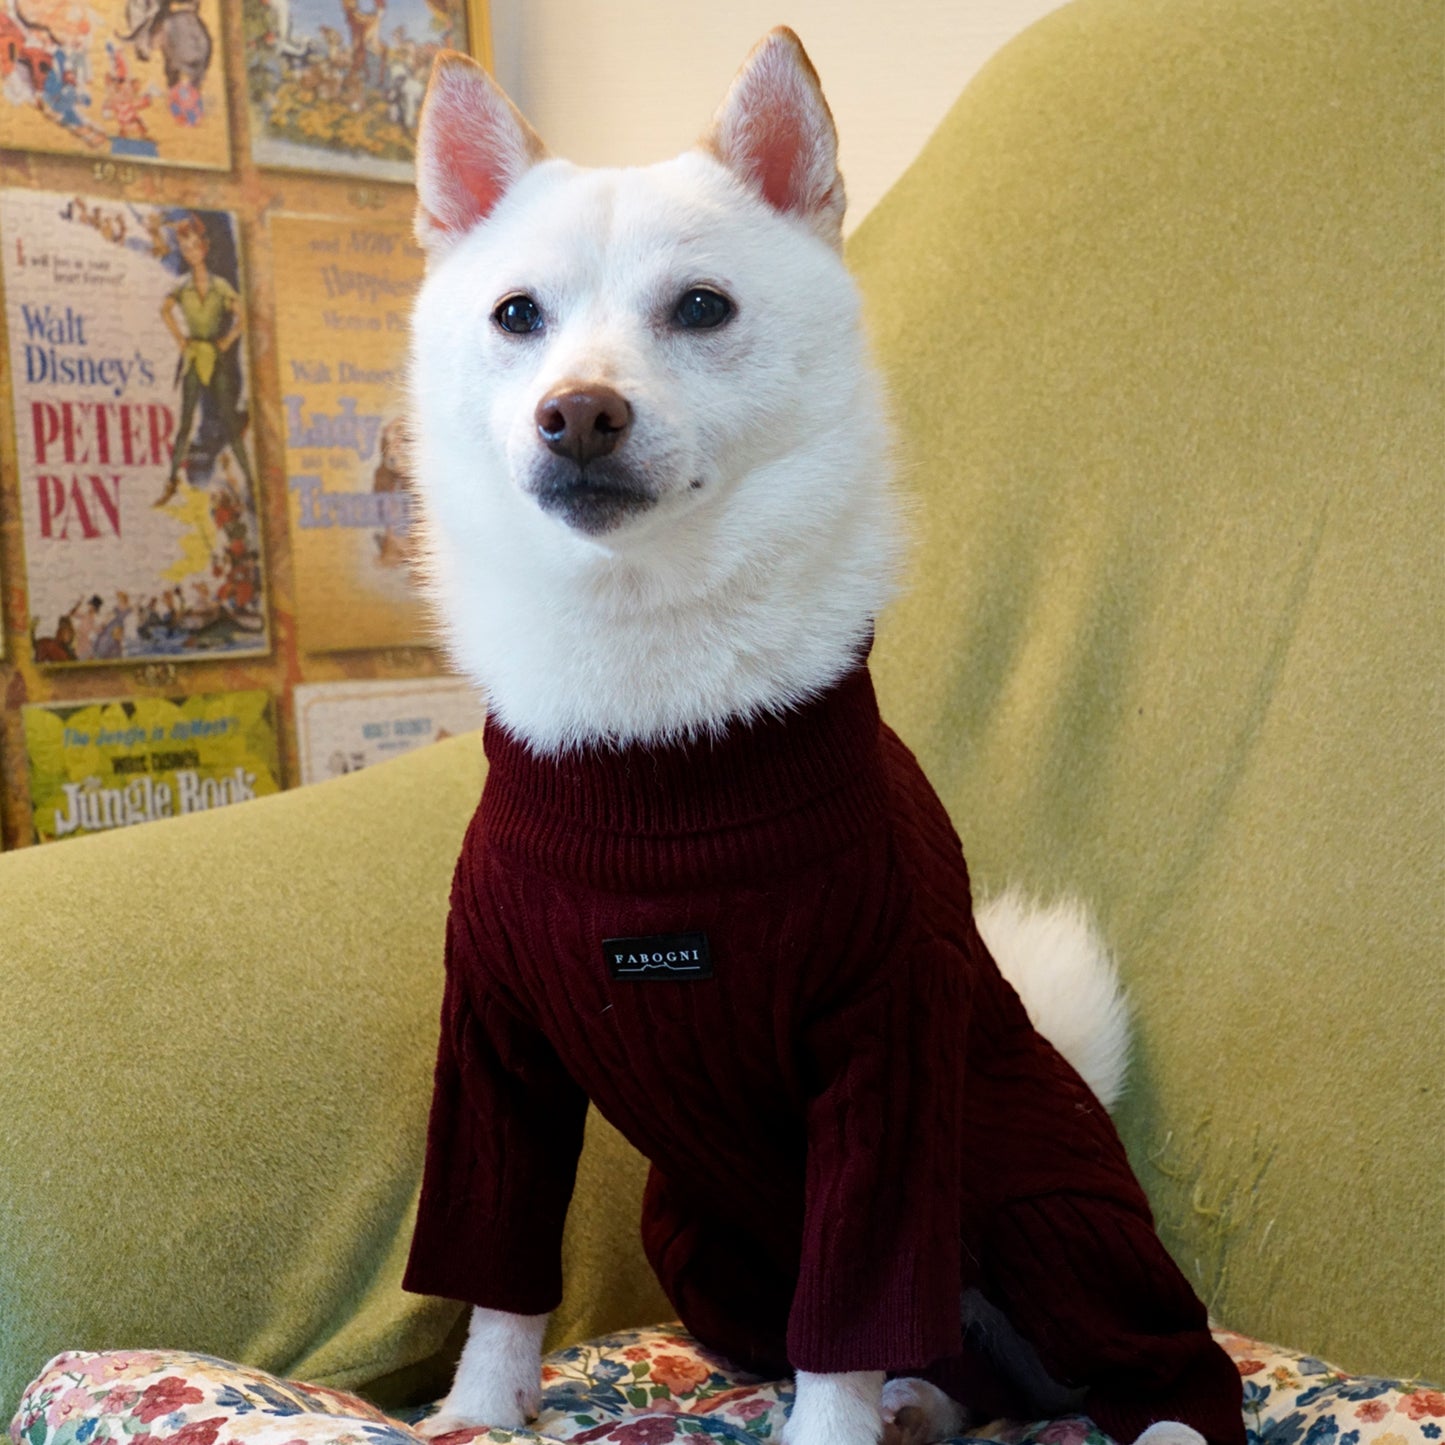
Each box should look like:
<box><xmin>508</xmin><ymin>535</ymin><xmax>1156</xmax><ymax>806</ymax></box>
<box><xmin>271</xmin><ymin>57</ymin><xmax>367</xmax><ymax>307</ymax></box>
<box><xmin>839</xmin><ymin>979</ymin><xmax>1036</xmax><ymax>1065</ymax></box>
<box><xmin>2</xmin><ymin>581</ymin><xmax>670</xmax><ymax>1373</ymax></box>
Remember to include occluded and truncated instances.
<box><xmin>11</xmin><ymin>1326</ymin><xmax>1442</xmax><ymax>1445</ymax></box>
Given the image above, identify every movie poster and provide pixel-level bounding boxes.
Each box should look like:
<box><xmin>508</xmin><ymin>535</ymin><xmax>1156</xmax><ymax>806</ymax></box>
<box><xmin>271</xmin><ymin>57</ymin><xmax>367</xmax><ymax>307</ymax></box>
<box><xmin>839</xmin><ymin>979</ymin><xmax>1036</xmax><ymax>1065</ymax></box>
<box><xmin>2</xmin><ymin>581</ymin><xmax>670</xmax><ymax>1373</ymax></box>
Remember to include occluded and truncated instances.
<box><xmin>270</xmin><ymin>211</ymin><xmax>425</xmax><ymax>652</ymax></box>
<box><xmin>0</xmin><ymin>0</ymin><xmax>230</xmax><ymax>169</ymax></box>
<box><xmin>1</xmin><ymin>189</ymin><xmax>268</xmax><ymax>664</ymax></box>
<box><xmin>242</xmin><ymin>0</ymin><xmax>468</xmax><ymax>181</ymax></box>
<box><xmin>292</xmin><ymin>676</ymin><xmax>481</xmax><ymax>783</ymax></box>
<box><xmin>23</xmin><ymin>689</ymin><xmax>281</xmax><ymax>843</ymax></box>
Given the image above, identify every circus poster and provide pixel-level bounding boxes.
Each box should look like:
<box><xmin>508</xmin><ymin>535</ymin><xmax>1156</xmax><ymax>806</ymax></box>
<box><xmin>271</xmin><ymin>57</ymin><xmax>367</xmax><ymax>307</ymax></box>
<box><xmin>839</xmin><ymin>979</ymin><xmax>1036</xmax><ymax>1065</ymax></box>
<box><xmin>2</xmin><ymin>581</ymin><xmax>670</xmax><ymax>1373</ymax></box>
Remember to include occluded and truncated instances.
<box><xmin>1</xmin><ymin>188</ymin><xmax>269</xmax><ymax>665</ymax></box>
<box><xmin>243</xmin><ymin>0</ymin><xmax>469</xmax><ymax>181</ymax></box>
<box><xmin>0</xmin><ymin>0</ymin><xmax>230</xmax><ymax>169</ymax></box>
<box><xmin>270</xmin><ymin>211</ymin><xmax>424</xmax><ymax>652</ymax></box>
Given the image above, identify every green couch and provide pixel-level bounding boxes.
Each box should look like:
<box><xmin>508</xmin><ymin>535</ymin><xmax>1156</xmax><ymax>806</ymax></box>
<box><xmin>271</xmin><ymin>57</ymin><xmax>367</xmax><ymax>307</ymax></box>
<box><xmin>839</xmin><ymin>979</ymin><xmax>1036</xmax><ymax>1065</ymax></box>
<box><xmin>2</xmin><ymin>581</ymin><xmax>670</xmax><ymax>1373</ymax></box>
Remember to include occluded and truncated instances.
<box><xmin>1</xmin><ymin>0</ymin><xmax>1439</xmax><ymax>1423</ymax></box>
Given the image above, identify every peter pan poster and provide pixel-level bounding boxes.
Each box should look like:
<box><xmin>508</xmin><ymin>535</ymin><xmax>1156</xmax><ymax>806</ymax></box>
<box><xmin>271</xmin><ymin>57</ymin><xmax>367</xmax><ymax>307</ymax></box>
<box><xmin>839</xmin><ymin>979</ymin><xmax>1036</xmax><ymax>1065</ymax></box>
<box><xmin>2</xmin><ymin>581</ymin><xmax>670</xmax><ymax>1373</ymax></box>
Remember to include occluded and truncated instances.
<box><xmin>0</xmin><ymin>0</ymin><xmax>231</xmax><ymax>169</ymax></box>
<box><xmin>23</xmin><ymin>689</ymin><xmax>281</xmax><ymax>843</ymax></box>
<box><xmin>271</xmin><ymin>211</ymin><xmax>425</xmax><ymax>652</ymax></box>
<box><xmin>243</xmin><ymin>0</ymin><xmax>469</xmax><ymax>181</ymax></box>
<box><xmin>0</xmin><ymin>189</ymin><xmax>269</xmax><ymax>665</ymax></box>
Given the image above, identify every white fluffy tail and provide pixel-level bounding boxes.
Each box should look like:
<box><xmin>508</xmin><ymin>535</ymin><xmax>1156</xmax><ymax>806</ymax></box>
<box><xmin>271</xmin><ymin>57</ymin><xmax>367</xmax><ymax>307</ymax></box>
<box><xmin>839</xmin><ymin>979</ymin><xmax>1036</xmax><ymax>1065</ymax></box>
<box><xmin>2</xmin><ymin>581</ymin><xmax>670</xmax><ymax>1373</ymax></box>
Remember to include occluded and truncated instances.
<box><xmin>974</xmin><ymin>889</ymin><xmax>1131</xmax><ymax>1111</ymax></box>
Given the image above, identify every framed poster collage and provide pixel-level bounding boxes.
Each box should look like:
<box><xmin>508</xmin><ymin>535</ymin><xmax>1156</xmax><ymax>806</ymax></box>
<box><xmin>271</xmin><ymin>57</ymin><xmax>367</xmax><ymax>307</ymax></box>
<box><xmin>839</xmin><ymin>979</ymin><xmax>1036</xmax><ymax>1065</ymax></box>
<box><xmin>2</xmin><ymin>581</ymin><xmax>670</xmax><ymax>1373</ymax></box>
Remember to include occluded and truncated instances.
<box><xmin>0</xmin><ymin>0</ymin><xmax>490</xmax><ymax>848</ymax></box>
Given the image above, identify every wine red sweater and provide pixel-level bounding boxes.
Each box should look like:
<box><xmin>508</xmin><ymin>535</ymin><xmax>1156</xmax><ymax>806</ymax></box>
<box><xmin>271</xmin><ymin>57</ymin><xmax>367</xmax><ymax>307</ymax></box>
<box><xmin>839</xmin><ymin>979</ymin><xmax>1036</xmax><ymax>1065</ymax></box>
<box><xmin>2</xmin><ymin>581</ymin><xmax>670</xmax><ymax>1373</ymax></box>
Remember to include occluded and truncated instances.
<box><xmin>404</xmin><ymin>662</ymin><xmax>1244</xmax><ymax>1445</ymax></box>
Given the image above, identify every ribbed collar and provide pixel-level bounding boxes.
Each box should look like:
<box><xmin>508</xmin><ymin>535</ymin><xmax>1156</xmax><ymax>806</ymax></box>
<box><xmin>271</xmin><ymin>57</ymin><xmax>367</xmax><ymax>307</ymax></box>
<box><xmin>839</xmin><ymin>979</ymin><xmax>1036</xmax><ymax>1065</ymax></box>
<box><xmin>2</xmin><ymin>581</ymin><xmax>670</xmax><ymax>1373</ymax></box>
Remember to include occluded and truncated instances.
<box><xmin>478</xmin><ymin>660</ymin><xmax>891</xmax><ymax>888</ymax></box>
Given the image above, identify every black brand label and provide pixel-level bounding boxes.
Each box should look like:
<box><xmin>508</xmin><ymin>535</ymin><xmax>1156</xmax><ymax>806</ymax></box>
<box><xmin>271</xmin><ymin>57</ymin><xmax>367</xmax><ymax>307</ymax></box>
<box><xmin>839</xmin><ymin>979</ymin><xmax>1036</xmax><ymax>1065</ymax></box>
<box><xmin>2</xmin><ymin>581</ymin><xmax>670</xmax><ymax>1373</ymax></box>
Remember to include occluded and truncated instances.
<box><xmin>603</xmin><ymin>932</ymin><xmax>713</xmax><ymax>980</ymax></box>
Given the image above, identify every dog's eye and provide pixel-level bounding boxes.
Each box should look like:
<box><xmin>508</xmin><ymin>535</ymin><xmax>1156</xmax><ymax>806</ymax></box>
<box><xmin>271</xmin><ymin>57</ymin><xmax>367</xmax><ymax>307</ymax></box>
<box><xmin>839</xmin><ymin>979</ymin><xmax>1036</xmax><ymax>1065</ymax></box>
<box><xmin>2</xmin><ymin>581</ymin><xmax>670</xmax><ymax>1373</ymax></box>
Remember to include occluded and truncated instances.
<box><xmin>674</xmin><ymin>288</ymin><xmax>732</xmax><ymax>330</ymax></box>
<box><xmin>494</xmin><ymin>295</ymin><xmax>543</xmax><ymax>335</ymax></box>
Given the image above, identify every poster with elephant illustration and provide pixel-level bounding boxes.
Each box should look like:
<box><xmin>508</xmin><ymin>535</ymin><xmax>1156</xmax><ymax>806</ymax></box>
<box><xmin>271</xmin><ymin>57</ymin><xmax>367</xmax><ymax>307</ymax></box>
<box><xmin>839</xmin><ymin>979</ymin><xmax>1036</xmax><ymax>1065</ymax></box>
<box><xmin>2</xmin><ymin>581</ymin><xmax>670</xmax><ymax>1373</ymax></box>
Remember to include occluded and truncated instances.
<box><xmin>0</xmin><ymin>188</ymin><xmax>269</xmax><ymax>665</ymax></box>
<box><xmin>242</xmin><ymin>0</ymin><xmax>469</xmax><ymax>181</ymax></box>
<box><xmin>0</xmin><ymin>0</ymin><xmax>230</xmax><ymax>169</ymax></box>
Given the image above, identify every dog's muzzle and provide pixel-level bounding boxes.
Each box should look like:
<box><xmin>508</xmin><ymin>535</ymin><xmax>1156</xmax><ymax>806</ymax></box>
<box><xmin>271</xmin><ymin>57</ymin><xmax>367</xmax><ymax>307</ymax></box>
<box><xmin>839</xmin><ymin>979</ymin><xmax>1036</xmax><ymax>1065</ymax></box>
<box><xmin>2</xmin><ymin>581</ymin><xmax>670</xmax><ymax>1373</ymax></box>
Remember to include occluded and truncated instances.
<box><xmin>529</xmin><ymin>382</ymin><xmax>656</xmax><ymax>534</ymax></box>
<box><xmin>531</xmin><ymin>463</ymin><xmax>655</xmax><ymax>535</ymax></box>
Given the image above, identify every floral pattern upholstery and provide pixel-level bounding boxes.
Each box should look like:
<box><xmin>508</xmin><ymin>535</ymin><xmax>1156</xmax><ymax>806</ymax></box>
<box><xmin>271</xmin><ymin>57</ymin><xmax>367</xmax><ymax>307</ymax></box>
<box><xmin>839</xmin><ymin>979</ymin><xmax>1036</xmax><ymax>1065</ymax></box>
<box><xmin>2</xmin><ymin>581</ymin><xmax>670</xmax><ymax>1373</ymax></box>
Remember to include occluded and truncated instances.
<box><xmin>10</xmin><ymin>1326</ymin><xmax>1442</xmax><ymax>1445</ymax></box>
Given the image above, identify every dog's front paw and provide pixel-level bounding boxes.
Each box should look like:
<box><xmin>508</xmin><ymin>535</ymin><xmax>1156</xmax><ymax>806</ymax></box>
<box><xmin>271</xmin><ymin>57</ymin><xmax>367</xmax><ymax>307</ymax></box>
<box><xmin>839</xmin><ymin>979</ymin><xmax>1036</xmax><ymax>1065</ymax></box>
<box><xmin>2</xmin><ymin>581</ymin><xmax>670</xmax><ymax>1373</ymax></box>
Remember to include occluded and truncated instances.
<box><xmin>417</xmin><ymin>1375</ymin><xmax>541</xmax><ymax>1437</ymax></box>
<box><xmin>419</xmin><ymin>1305</ymin><xmax>547</xmax><ymax>1436</ymax></box>
<box><xmin>1132</xmin><ymin>1424</ymin><xmax>1208</xmax><ymax>1445</ymax></box>
<box><xmin>786</xmin><ymin>1369</ymin><xmax>886</xmax><ymax>1445</ymax></box>
<box><xmin>414</xmin><ymin>1405</ymin><xmax>497</xmax><ymax>1440</ymax></box>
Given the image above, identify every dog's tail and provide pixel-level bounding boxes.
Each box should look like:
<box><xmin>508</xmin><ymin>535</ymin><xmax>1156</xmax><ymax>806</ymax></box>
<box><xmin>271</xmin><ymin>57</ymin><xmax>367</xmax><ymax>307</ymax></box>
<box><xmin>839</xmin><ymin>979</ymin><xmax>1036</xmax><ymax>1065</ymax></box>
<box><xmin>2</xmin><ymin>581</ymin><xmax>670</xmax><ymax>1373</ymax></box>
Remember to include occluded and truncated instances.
<box><xmin>974</xmin><ymin>889</ymin><xmax>1131</xmax><ymax>1111</ymax></box>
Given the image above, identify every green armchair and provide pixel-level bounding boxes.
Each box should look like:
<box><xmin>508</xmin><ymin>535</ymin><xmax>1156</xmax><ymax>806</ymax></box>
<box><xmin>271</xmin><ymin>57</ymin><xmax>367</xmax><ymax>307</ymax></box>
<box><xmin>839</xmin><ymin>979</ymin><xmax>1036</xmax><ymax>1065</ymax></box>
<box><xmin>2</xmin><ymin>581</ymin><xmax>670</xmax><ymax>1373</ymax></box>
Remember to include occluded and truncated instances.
<box><xmin>1</xmin><ymin>0</ymin><xmax>1438</xmax><ymax>1426</ymax></box>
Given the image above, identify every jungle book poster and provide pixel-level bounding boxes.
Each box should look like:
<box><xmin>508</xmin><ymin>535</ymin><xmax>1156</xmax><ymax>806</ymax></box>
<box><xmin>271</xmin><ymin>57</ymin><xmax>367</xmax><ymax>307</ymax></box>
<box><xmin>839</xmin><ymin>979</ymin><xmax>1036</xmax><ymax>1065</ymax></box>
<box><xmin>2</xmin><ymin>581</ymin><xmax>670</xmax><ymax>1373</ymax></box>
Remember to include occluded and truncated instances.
<box><xmin>0</xmin><ymin>0</ymin><xmax>231</xmax><ymax>169</ymax></box>
<box><xmin>270</xmin><ymin>211</ymin><xmax>424</xmax><ymax>652</ymax></box>
<box><xmin>243</xmin><ymin>0</ymin><xmax>469</xmax><ymax>180</ymax></box>
<box><xmin>23</xmin><ymin>689</ymin><xmax>280</xmax><ymax>842</ymax></box>
<box><xmin>0</xmin><ymin>189</ymin><xmax>269</xmax><ymax>665</ymax></box>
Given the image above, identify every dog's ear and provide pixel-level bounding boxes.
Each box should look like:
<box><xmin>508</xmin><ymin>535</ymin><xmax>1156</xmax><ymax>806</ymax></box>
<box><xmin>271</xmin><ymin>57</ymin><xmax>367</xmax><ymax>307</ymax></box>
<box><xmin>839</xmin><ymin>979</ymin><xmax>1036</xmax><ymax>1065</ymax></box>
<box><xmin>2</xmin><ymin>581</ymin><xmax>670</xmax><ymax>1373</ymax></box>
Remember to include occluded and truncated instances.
<box><xmin>700</xmin><ymin>28</ymin><xmax>845</xmax><ymax>250</ymax></box>
<box><xmin>414</xmin><ymin>51</ymin><xmax>547</xmax><ymax>255</ymax></box>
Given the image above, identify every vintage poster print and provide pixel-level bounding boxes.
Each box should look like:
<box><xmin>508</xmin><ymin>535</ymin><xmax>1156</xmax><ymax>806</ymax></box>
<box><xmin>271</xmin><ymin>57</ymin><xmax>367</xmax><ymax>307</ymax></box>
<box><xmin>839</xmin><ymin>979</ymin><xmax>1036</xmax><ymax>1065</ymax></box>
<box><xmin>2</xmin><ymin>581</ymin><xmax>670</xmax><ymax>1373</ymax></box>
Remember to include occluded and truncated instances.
<box><xmin>23</xmin><ymin>689</ymin><xmax>280</xmax><ymax>843</ymax></box>
<box><xmin>243</xmin><ymin>0</ymin><xmax>468</xmax><ymax>181</ymax></box>
<box><xmin>292</xmin><ymin>676</ymin><xmax>482</xmax><ymax>784</ymax></box>
<box><xmin>1</xmin><ymin>189</ymin><xmax>268</xmax><ymax>664</ymax></box>
<box><xmin>0</xmin><ymin>0</ymin><xmax>230</xmax><ymax>169</ymax></box>
<box><xmin>270</xmin><ymin>211</ymin><xmax>425</xmax><ymax>652</ymax></box>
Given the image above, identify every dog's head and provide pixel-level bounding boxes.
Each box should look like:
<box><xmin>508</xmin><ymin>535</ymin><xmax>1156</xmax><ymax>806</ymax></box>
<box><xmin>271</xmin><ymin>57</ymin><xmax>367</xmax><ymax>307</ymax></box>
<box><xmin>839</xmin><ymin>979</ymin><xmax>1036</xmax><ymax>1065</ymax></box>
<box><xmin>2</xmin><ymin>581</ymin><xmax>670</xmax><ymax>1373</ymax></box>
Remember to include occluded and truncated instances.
<box><xmin>407</xmin><ymin>32</ymin><xmax>900</xmax><ymax>747</ymax></box>
<box><xmin>408</xmin><ymin>30</ymin><xmax>877</xmax><ymax>555</ymax></box>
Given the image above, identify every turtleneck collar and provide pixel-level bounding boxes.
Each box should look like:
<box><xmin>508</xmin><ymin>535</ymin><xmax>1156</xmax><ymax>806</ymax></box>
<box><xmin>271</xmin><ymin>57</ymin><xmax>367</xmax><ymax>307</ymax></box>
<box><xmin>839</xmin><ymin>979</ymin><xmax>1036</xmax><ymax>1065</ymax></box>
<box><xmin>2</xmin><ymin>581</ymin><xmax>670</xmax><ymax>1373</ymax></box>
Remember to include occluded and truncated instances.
<box><xmin>477</xmin><ymin>659</ymin><xmax>890</xmax><ymax>888</ymax></box>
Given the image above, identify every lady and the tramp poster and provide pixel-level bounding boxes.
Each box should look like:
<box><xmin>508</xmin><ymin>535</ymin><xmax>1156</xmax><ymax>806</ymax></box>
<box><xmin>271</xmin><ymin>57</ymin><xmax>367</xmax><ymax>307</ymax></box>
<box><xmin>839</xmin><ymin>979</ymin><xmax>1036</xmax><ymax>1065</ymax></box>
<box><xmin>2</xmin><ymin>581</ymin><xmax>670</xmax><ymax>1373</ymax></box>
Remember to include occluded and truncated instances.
<box><xmin>271</xmin><ymin>211</ymin><xmax>424</xmax><ymax>652</ymax></box>
<box><xmin>0</xmin><ymin>188</ymin><xmax>269</xmax><ymax>664</ymax></box>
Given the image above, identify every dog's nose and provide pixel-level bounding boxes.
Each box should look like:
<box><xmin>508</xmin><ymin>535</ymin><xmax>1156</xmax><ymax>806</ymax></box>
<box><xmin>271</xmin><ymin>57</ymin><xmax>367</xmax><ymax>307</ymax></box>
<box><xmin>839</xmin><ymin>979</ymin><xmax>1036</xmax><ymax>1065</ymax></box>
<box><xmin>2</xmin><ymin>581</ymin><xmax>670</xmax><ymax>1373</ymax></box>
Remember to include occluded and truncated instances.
<box><xmin>535</xmin><ymin>384</ymin><xmax>632</xmax><ymax>466</ymax></box>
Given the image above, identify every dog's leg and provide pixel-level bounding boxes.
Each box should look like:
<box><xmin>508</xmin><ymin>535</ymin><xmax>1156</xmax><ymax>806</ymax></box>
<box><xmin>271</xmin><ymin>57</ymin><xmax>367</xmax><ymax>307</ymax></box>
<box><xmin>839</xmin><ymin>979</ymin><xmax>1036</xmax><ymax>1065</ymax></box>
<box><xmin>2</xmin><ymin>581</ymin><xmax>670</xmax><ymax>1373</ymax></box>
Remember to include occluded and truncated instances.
<box><xmin>786</xmin><ymin>1369</ymin><xmax>886</xmax><ymax>1445</ymax></box>
<box><xmin>881</xmin><ymin>1377</ymin><xmax>970</xmax><ymax>1444</ymax></box>
<box><xmin>416</xmin><ymin>1306</ymin><xmax>547</xmax><ymax>1438</ymax></box>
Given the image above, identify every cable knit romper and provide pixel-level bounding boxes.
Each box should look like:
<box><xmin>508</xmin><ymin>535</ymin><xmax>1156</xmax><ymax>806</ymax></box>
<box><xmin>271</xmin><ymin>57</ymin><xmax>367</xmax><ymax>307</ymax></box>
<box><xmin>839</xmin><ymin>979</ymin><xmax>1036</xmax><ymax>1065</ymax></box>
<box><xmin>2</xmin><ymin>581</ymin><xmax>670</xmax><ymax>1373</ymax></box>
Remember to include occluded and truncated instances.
<box><xmin>404</xmin><ymin>658</ymin><xmax>1245</xmax><ymax>1445</ymax></box>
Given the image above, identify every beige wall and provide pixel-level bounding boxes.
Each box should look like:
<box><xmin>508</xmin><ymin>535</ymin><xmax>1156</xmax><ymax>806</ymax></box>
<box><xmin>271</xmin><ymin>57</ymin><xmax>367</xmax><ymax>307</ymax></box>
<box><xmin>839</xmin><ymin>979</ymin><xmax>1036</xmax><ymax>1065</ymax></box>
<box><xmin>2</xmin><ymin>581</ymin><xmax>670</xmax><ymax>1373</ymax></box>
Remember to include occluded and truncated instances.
<box><xmin>489</xmin><ymin>0</ymin><xmax>1071</xmax><ymax>233</ymax></box>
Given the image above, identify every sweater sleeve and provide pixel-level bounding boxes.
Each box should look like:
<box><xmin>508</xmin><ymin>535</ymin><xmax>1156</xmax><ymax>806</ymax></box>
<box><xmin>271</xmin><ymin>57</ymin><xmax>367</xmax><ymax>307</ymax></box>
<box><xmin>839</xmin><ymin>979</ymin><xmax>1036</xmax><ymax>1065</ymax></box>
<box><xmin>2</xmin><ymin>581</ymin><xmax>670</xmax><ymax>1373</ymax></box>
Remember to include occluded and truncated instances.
<box><xmin>403</xmin><ymin>882</ymin><xmax>590</xmax><ymax>1315</ymax></box>
<box><xmin>786</xmin><ymin>938</ymin><xmax>968</xmax><ymax>1374</ymax></box>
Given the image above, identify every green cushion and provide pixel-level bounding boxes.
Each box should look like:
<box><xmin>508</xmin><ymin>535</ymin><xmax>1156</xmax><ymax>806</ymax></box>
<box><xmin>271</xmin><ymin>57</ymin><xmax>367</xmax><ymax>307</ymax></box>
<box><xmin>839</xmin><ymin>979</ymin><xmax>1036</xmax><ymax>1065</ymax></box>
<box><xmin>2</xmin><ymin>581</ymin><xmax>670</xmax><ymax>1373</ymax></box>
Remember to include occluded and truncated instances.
<box><xmin>851</xmin><ymin>0</ymin><xmax>1441</xmax><ymax>1382</ymax></box>
<box><xmin>0</xmin><ymin>736</ymin><xmax>669</xmax><ymax>1421</ymax></box>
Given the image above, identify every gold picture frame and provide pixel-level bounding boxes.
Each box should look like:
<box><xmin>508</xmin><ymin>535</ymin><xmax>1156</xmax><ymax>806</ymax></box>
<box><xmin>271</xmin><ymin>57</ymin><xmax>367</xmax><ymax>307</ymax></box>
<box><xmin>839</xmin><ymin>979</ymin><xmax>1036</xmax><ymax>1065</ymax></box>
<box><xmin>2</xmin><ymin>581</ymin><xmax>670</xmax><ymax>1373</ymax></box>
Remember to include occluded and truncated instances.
<box><xmin>468</xmin><ymin>0</ymin><xmax>493</xmax><ymax>72</ymax></box>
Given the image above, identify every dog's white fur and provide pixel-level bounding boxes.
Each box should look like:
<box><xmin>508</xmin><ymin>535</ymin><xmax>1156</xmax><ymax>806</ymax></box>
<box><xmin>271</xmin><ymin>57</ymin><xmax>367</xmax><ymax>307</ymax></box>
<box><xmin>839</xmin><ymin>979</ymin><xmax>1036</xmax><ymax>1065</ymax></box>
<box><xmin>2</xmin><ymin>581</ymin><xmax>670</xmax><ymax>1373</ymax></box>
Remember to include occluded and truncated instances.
<box><xmin>407</xmin><ymin>31</ymin><xmax>1162</xmax><ymax>1445</ymax></box>
<box><xmin>421</xmin><ymin>1306</ymin><xmax>546</xmax><ymax>1439</ymax></box>
<box><xmin>976</xmin><ymin>889</ymin><xmax>1131</xmax><ymax>1110</ymax></box>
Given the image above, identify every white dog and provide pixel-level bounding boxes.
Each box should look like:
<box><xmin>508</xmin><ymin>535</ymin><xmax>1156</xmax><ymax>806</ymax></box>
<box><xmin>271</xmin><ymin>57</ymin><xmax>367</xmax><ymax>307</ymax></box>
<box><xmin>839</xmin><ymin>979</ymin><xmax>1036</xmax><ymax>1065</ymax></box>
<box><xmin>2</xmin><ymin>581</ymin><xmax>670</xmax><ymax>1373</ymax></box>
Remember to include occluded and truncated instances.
<box><xmin>401</xmin><ymin>30</ymin><xmax>1236</xmax><ymax>1445</ymax></box>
